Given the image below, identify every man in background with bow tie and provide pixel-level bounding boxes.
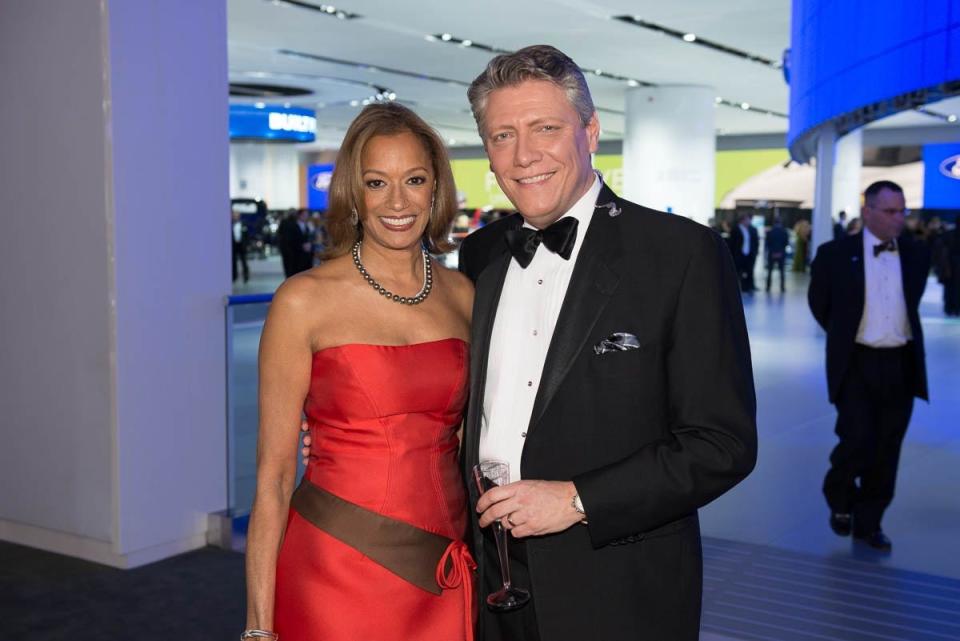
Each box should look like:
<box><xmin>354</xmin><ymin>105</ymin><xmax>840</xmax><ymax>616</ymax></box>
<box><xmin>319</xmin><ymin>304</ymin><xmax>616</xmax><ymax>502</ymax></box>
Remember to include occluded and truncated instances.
<box><xmin>457</xmin><ymin>45</ymin><xmax>757</xmax><ymax>641</ymax></box>
<box><xmin>808</xmin><ymin>180</ymin><xmax>930</xmax><ymax>553</ymax></box>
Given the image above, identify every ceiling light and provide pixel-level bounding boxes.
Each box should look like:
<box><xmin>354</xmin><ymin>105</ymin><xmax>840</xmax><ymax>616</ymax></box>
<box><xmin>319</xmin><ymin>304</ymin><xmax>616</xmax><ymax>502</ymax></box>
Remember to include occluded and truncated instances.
<box><xmin>254</xmin><ymin>102</ymin><xmax>266</xmax><ymax>109</ymax></box>
<box><xmin>627</xmin><ymin>79</ymin><xmax>639</xmax><ymax>87</ymax></box>
<box><xmin>324</xmin><ymin>5</ymin><xmax>335</xmax><ymax>13</ymax></box>
<box><xmin>594</xmin><ymin>69</ymin><xmax>603</xmax><ymax>75</ymax></box>
<box><xmin>682</xmin><ymin>33</ymin><xmax>696</xmax><ymax>42</ymax></box>
<box><xmin>715</xmin><ymin>96</ymin><xmax>723</xmax><ymax>103</ymax></box>
<box><xmin>740</xmin><ymin>102</ymin><xmax>750</xmax><ymax>110</ymax></box>
<box><xmin>949</xmin><ymin>114</ymin><xmax>958</xmax><ymax>123</ymax></box>
<box><xmin>441</xmin><ymin>33</ymin><xmax>452</xmax><ymax>41</ymax></box>
<box><xmin>387</xmin><ymin>92</ymin><xmax>397</xmax><ymax>100</ymax></box>
<box><xmin>461</xmin><ymin>40</ymin><xmax>473</xmax><ymax>47</ymax></box>
<box><xmin>448</xmin><ymin>138</ymin><xmax>457</xmax><ymax>145</ymax></box>
<box><xmin>361</xmin><ymin>99</ymin><xmax>370</xmax><ymax>105</ymax></box>
<box><xmin>336</xmin><ymin>11</ymin><xmax>346</xmax><ymax>18</ymax></box>
<box><xmin>349</xmin><ymin>100</ymin><xmax>359</xmax><ymax>106</ymax></box>
<box><xmin>424</xmin><ymin>34</ymin><xmax>436</xmax><ymax>41</ymax></box>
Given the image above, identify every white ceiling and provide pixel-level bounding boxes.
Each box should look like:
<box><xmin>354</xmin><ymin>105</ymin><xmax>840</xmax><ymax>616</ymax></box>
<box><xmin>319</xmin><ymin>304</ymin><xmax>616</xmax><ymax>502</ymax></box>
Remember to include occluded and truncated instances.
<box><xmin>227</xmin><ymin>0</ymin><xmax>956</xmax><ymax>150</ymax></box>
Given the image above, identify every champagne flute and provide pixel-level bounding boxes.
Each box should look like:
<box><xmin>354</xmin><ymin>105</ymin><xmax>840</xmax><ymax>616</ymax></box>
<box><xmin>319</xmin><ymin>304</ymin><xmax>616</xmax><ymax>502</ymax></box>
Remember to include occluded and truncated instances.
<box><xmin>472</xmin><ymin>460</ymin><xmax>531</xmax><ymax>611</ymax></box>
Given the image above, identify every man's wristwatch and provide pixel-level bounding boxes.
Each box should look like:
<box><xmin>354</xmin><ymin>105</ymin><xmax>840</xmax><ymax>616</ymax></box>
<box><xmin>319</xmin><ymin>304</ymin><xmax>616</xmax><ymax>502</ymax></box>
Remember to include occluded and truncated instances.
<box><xmin>571</xmin><ymin>493</ymin><xmax>588</xmax><ymax>524</ymax></box>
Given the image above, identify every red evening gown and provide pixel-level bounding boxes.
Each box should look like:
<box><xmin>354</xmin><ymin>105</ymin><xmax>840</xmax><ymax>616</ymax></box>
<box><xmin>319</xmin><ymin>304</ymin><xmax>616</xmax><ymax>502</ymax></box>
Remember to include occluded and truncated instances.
<box><xmin>274</xmin><ymin>338</ymin><xmax>475</xmax><ymax>641</ymax></box>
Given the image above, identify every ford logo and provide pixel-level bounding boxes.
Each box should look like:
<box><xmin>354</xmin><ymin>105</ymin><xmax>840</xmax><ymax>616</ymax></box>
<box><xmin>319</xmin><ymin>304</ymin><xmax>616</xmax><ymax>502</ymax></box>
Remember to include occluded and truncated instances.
<box><xmin>941</xmin><ymin>155</ymin><xmax>960</xmax><ymax>180</ymax></box>
<box><xmin>312</xmin><ymin>172</ymin><xmax>332</xmax><ymax>191</ymax></box>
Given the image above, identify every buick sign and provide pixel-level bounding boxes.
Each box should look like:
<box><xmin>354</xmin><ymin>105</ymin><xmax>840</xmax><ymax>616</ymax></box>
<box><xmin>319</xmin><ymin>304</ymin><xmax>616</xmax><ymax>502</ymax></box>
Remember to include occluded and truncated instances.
<box><xmin>941</xmin><ymin>154</ymin><xmax>960</xmax><ymax>180</ymax></box>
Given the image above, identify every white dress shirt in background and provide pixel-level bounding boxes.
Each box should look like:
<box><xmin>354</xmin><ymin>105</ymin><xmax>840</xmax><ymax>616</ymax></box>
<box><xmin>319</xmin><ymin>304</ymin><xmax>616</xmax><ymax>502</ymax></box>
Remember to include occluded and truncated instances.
<box><xmin>856</xmin><ymin>227</ymin><xmax>911</xmax><ymax>348</ymax></box>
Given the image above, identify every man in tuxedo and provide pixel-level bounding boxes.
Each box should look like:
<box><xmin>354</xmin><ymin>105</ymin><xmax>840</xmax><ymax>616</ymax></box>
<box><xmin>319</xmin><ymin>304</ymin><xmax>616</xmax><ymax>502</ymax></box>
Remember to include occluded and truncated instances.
<box><xmin>457</xmin><ymin>45</ymin><xmax>757</xmax><ymax>641</ymax></box>
<box><xmin>808</xmin><ymin>180</ymin><xmax>929</xmax><ymax>552</ymax></box>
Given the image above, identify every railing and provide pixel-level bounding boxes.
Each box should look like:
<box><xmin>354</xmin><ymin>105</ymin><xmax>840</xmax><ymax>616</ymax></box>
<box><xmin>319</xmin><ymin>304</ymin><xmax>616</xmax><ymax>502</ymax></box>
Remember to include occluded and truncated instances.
<box><xmin>224</xmin><ymin>293</ymin><xmax>275</xmax><ymax>519</ymax></box>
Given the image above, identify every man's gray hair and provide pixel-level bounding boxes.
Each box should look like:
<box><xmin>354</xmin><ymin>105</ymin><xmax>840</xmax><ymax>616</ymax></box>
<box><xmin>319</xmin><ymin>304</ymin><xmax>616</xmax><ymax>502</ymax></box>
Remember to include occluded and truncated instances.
<box><xmin>467</xmin><ymin>44</ymin><xmax>595</xmax><ymax>137</ymax></box>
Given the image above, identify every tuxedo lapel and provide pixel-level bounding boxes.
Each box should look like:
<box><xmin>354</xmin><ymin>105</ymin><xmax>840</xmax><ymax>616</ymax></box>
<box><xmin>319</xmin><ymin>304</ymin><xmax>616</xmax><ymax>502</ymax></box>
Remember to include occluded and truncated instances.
<box><xmin>465</xmin><ymin>246</ymin><xmax>512</xmax><ymax>474</ymax></box>
<box><xmin>527</xmin><ymin>185</ymin><xmax>623</xmax><ymax>436</ymax></box>
<box><xmin>847</xmin><ymin>232</ymin><xmax>865</xmax><ymax>316</ymax></box>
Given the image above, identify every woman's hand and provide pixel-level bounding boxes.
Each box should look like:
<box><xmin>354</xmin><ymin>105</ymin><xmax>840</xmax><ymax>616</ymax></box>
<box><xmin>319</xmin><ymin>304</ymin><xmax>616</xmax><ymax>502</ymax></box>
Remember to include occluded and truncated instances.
<box><xmin>301</xmin><ymin>419</ymin><xmax>312</xmax><ymax>466</ymax></box>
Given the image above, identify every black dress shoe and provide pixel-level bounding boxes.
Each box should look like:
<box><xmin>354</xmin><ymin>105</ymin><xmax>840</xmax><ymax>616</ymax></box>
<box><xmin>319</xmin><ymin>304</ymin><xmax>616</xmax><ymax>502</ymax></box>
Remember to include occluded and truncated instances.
<box><xmin>854</xmin><ymin>530</ymin><xmax>892</xmax><ymax>552</ymax></box>
<box><xmin>829</xmin><ymin>512</ymin><xmax>852</xmax><ymax>536</ymax></box>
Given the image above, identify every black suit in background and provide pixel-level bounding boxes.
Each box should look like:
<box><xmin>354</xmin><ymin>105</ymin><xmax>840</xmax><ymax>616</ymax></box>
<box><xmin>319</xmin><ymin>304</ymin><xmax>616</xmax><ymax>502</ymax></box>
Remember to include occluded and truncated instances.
<box><xmin>764</xmin><ymin>223</ymin><xmax>789</xmax><ymax>292</ymax></box>
<box><xmin>459</xmin><ymin>184</ymin><xmax>757</xmax><ymax>641</ymax></box>
<box><xmin>232</xmin><ymin>221</ymin><xmax>250</xmax><ymax>283</ymax></box>
<box><xmin>808</xmin><ymin>232</ymin><xmax>929</xmax><ymax>535</ymax></box>
<box><xmin>277</xmin><ymin>215</ymin><xmax>313</xmax><ymax>278</ymax></box>
<box><xmin>728</xmin><ymin>222</ymin><xmax>760</xmax><ymax>293</ymax></box>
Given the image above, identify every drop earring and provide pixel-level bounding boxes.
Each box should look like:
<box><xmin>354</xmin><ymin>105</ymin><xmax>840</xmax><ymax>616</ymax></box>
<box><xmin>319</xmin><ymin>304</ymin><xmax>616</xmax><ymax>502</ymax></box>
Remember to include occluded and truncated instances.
<box><xmin>350</xmin><ymin>207</ymin><xmax>359</xmax><ymax>226</ymax></box>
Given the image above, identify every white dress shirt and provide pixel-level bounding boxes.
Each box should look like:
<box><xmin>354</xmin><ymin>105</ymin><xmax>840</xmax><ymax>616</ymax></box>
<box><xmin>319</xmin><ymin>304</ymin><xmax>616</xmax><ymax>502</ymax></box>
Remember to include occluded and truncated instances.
<box><xmin>856</xmin><ymin>227</ymin><xmax>911</xmax><ymax>347</ymax></box>
<box><xmin>479</xmin><ymin>176</ymin><xmax>602</xmax><ymax>480</ymax></box>
<box><xmin>739</xmin><ymin>223</ymin><xmax>751</xmax><ymax>255</ymax></box>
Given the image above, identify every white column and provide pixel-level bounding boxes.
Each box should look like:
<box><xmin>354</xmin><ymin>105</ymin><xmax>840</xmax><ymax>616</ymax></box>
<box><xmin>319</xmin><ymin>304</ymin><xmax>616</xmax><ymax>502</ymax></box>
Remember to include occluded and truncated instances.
<box><xmin>0</xmin><ymin>0</ymin><xmax>229</xmax><ymax>568</ymax></box>
<box><xmin>622</xmin><ymin>85</ymin><xmax>716</xmax><ymax>225</ymax></box>
<box><xmin>812</xmin><ymin>125</ymin><xmax>837</xmax><ymax>252</ymax></box>
<box><xmin>832</xmin><ymin>128</ymin><xmax>863</xmax><ymax>228</ymax></box>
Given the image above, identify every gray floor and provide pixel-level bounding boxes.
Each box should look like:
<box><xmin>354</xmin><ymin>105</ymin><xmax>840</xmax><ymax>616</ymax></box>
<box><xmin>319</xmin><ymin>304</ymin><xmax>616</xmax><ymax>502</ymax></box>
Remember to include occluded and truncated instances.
<box><xmin>699</xmin><ymin>271</ymin><xmax>960</xmax><ymax>582</ymax></box>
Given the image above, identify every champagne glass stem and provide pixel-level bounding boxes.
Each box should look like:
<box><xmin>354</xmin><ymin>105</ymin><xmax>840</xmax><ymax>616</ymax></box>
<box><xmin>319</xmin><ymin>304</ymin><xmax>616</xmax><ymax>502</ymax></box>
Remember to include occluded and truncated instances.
<box><xmin>493</xmin><ymin>522</ymin><xmax>512</xmax><ymax>588</ymax></box>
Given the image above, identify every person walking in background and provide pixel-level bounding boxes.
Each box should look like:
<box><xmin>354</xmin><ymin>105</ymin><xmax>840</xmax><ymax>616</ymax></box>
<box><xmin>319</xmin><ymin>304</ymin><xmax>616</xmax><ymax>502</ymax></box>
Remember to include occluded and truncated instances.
<box><xmin>277</xmin><ymin>209</ymin><xmax>314</xmax><ymax>278</ymax></box>
<box><xmin>942</xmin><ymin>220</ymin><xmax>960</xmax><ymax>317</ymax></box>
<box><xmin>792</xmin><ymin>219</ymin><xmax>811</xmax><ymax>272</ymax></box>
<box><xmin>232</xmin><ymin>210</ymin><xmax>250</xmax><ymax>284</ymax></box>
<box><xmin>808</xmin><ymin>180</ymin><xmax>930</xmax><ymax>552</ymax></box>
<box><xmin>834</xmin><ymin>210</ymin><xmax>847</xmax><ymax>240</ymax></box>
<box><xmin>765</xmin><ymin>215</ymin><xmax>789</xmax><ymax>292</ymax></box>
<box><xmin>728</xmin><ymin>213</ymin><xmax>759</xmax><ymax>292</ymax></box>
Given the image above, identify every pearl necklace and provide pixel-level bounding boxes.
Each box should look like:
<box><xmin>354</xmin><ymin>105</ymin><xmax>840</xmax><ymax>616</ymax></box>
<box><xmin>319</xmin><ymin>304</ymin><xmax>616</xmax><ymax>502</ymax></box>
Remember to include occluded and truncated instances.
<box><xmin>352</xmin><ymin>240</ymin><xmax>433</xmax><ymax>305</ymax></box>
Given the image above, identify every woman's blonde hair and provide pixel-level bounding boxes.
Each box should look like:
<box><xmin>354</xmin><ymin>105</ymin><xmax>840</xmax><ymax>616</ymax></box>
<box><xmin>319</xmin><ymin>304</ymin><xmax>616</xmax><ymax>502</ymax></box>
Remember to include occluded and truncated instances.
<box><xmin>325</xmin><ymin>103</ymin><xmax>457</xmax><ymax>257</ymax></box>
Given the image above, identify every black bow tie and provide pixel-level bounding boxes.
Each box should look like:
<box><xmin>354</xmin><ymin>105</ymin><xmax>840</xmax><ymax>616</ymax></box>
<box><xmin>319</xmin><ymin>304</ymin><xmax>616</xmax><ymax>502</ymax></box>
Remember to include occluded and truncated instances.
<box><xmin>504</xmin><ymin>217</ymin><xmax>579</xmax><ymax>268</ymax></box>
<box><xmin>873</xmin><ymin>240</ymin><xmax>897</xmax><ymax>257</ymax></box>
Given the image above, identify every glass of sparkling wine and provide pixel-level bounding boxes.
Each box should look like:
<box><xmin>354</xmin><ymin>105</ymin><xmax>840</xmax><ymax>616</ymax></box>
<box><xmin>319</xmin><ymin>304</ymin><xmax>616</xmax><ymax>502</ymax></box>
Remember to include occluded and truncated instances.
<box><xmin>472</xmin><ymin>460</ymin><xmax>531</xmax><ymax>611</ymax></box>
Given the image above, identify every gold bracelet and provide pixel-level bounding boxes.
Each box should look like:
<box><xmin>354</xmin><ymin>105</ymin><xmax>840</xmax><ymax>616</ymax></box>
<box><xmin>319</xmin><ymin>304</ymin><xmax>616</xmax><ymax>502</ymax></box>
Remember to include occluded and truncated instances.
<box><xmin>240</xmin><ymin>630</ymin><xmax>278</xmax><ymax>640</ymax></box>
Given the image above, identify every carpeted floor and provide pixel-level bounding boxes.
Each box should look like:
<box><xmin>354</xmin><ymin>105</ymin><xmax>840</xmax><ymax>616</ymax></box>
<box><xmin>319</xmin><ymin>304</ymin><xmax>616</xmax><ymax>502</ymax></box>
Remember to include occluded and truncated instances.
<box><xmin>1</xmin><ymin>541</ymin><xmax>245</xmax><ymax>641</ymax></box>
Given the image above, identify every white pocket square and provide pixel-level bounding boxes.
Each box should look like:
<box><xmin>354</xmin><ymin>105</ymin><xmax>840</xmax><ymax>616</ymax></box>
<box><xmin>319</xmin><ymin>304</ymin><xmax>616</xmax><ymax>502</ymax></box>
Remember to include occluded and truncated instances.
<box><xmin>593</xmin><ymin>332</ymin><xmax>640</xmax><ymax>355</ymax></box>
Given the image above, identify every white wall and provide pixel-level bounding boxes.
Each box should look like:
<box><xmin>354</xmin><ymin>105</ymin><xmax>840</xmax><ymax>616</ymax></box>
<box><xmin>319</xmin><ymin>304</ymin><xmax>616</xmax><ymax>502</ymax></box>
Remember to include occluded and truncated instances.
<box><xmin>0</xmin><ymin>0</ymin><xmax>229</xmax><ymax>568</ymax></box>
<box><xmin>230</xmin><ymin>142</ymin><xmax>302</xmax><ymax>209</ymax></box>
<box><xmin>622</xmin><ymin>86</ymin><xmax>717</xmax><ymax>225</ymax></box>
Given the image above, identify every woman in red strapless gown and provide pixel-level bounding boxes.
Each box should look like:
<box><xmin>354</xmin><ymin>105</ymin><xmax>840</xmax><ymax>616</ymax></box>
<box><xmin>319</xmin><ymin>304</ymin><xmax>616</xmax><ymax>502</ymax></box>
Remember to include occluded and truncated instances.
<box><xmin>274</xmin><ymin>339</ymin><xmax>472</xmax><ymax>640</ymax></box>
<box><xmin>244</xmin><ymin>103</ymin><xmax>475</xmax><ymax>641</ymax></box>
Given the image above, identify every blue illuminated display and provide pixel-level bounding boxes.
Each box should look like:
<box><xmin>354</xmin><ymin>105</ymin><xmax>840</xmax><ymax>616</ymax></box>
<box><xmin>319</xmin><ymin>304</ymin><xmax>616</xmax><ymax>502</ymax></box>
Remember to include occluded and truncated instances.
<box><xmin>229</xmin><ymin>104</ymin><xmax>317</xmax><ymax>142</ymax></box>
<box><xmin>789</xmin><ymin>0</ymin><xmax>960</xmax><ymax>158</ymax></box>
<box><xmin>923</xmin><ymin>144</ymin><xmax>960</xmax><ymax>209</ymax></box>
<box><xmin>307</xmin><ymin>163</ymin><xmax>335</xmax><ymax>210</ymax></box>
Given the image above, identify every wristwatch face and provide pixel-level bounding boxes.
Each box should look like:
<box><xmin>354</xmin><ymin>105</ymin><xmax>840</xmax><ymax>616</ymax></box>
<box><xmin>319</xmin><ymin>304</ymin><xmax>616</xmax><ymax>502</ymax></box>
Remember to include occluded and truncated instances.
<box><xmin>573</xmin><ymin>494</ymin><xmax>585</xmax><ymax>514</ymax></box>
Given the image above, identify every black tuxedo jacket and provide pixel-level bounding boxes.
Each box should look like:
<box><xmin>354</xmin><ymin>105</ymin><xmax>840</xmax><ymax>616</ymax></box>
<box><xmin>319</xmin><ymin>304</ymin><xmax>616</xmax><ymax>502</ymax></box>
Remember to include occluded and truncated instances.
<box><xmin>808</xmin><ymin>231</ymin><xmax>930</xmax><ymax>403</ymax></box>
<box><xmin>458</xmin><ymin>185</ymin><xmax>757</xmax><ymax>641</ymax></box>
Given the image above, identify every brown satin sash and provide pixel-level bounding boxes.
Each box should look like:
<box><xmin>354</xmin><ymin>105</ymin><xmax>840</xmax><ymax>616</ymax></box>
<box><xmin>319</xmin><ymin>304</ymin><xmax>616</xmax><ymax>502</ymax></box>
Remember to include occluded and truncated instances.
<box><xmin>290</xmin><ymin>478</ymin><xmax>453</xmax><ymax>595</ymax></box>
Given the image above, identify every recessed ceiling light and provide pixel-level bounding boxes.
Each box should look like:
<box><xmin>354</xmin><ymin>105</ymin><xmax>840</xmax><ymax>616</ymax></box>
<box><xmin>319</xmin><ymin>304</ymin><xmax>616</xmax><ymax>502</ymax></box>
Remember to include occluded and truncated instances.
<box><xmin>387</xmin><ymin>92</ymin><xmax>397</xmax><ymax>100</ymax></box>
<box><xmin>627</xmin><ymin>79</ymin><xmax>639</xmax><ymax>87</ymax></box>
<box><xmin>740</xmin><ymin>102</ymin><xmax>750</xmax><ymax>110</ymax></box>
<box><xmin>324</xmin><ymin>5</ymin><xmax>335</xmax><ymax>13</ymax></box>
<box><xmin>441</xmin><ymin>33</ymin><xmax>452</xmax><ymax>41</ymax></box>
<box><xmin>949</xmin><ymin>114</ymin><xmax>958</xmax><ymax>123</ymax></box>
<box><xmin>424</xmin><ymin>34</ymin><xmax>436</xmax><ymax>41</ymax></box>
<box><xmin>594</xmin><ymin>69</ymin><xmax>603</xmax><ymax>75</ymax></box>
<box><xmin>448</xmin><ymin>138</ymin><xmax>457</xmax><ymax>145</ymax></box>
<box><xmin>715</xmin><ymin>96</ymin><xmax>723</xmax><ymax>103</ymax></box>
<box><xmin>682</xmin><ymin>33</ymin><xmax>696</xmax><ymax>42</ymax></box>
<box><xmin>254</xmin><ymin>102</ymin><xmax>266</xmax><ymax>109</ymax></box>
<box><xmin>461</xmin><ymin>40</ymin><xmax>473</xmax><ymax>47</ymax></box>
<box><xmin>349</xmin><ymin>100</ymin><xmax>359</xmax><ymax>106</ymax></box>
